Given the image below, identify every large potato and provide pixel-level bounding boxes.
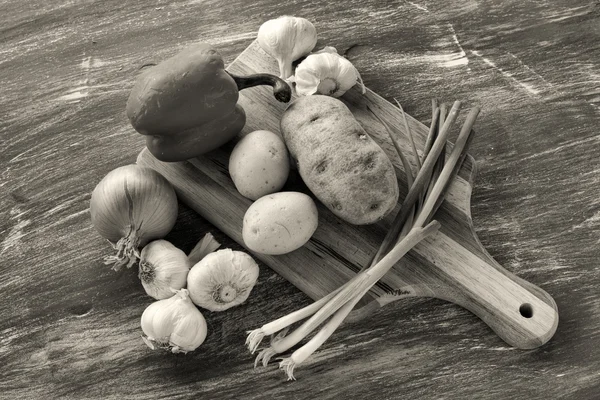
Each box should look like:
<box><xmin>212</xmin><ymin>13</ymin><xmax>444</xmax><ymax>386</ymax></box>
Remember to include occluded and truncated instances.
<box><xmin>280</xmin><ymin>95</ymin><xmax>399</xmax><ymax>225</ymax></box>
<box><xmin>229</xmin><ymin>130</ymin><xmax>290</xmax><ymax>200</ymax></box>
<box><xmin>242</xmin><ymin>192</ymin><xmax>318</xmax><ymax>255</ymax></box>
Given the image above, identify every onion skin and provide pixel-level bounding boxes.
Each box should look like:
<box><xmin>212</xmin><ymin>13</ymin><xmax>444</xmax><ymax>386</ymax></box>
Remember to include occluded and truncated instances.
<box><xmin>90</xmin><ymin>165</ymin><xmax>178</xmax><ymax>270</ymax></box>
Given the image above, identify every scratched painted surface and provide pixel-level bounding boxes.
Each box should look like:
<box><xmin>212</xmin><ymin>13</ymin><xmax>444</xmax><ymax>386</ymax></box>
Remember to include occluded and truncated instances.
<box><xmin>1</xmin><ymin>0</ymin><xmax>599</xmax><ymax>399</ymax></box>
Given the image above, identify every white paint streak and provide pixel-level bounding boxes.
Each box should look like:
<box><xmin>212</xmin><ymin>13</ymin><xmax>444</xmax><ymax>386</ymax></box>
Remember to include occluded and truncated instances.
<box><xmin>388</xmin><ymin>52</ymin><xmax>468</xmax><ymax>69</ymax></box>
<box><xmin>81</xmin><ymin>56</ymin><xmax>92</xmax><ymax>69</ymax></box>
<box><xmin>1</xmin><ymin>206</ymin><xmax>32</xmax><ymax>255</ymax></box>
<box><xmin>545</xmin><ymin>4</ymin><xmax>590</xmax><ymax>23</ymax></box>
<box><xmin>406</xmin><ymin>1</ymin><xmax>429</xmax><ymax>12</ymax></box>
<box><xmin>344</xmin><ymin>328</ymin><xmax>385</xmax><ymax>341</ymax></box>
<box><xmin>388</xmin><ymin>24</ymin><xmax>470</xmax><ymax>69</ymax></box>
<box><xmin>507</xmin><ymin>52</ymin><xmax>553</xmax><ymax>88</ymax></box>
<box><xmin>57</xmin><ymin>56</ymin><xmax>119</xmax><ymax>102</ymax></box>
<box><xmin>447</xmin><ymin>23</ymin><xmax>470</xmax><ymax>71</ymax></box>
<box><xmin>1</xmin><ymin>219</ymin><xmax>31</xmax><ymax>255</ymax></box>
<box><xmin>102</xmin><ymin>127</ymin><xmax>130</xmax><ymax>139</ymax></box>
<box><xmin>38</xmin><ymin>209</ymin><xmax>89</xmax><ymax>233</ymax></box>
<box><xmin>10</xmin><ymin>206</ymin><xmax>28</xmax><ymax>219</ymax></box>
<box><xmin>0</xmin><ymin>27</ymin><xmax>73</xmax><ymax>66</ymax></box>
<box><xmin>367</xmin><ymin>9</ymin><xmax>397</xmax><ymax>18</ymax></box>
<box><xmin>44</xmin><ymin>194</ymin><xmax>89</xmax><ymax>216</ymax></box>
<box><xmin>476</xmin><ymin>5</ymin><xmax>591</xmax><ymax>41</ymax></box>
<box><xmin>210</xmin><ymin>31</ymin><xmax>258</xmax><ymax>45</ymax></box>
<box><xmin>57</xmin><ymin>82</ymin><xmax>125</xmax><ymax>102</ymax></box>
<box><xmin>81</xmin><ymin>56</ymin><xmax>112</xmax><ymax>69</ymax></box>
<box><xmin>0</xmin><ymin>327</ymin><xmax>23</xmax><ymax>347</ymax></box>
<box><xmin>572</xmin><ymin>211</ymin><xmax>600</xmax><ymax>230</ymax></box>
<box><xmin>520</xmin><ymin>135</ymin><xmax>600</xmax><ymax>161</ymax></box>
<box><xmin>426</xmin><ymin>53</ymin><xmax>468</xmax><ymax>67</ymax></box>
<box><xmin>10</xmin><ymin>147</ymin><xmax>58</xmax><ymax>163</ymax></box>
<box><xmin>59</xmin><ymin>89</ymin><xmax>89</xmax><ymax>101</ymax></box>
<box><xmin>0</xmin><ymin>274</ymin><xmax>23</xmax><ymax>290</ymax></box>
<box><xmin>471</xmin><ymin>50</ymin><xmax>541</xmax><ymax>96</ymax></box>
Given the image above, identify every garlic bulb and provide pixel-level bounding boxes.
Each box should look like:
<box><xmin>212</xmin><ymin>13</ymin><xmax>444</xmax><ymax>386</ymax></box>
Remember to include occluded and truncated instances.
<box><xmin>140</xmin><ymin>288</ymin><xmax>207</xmax><ymax>353</ymax></box>
<box><xmin>138</xmin><ymin>240</ymin><xmax>190</xmax><ymax>300</ymax></box>
<box><xmin>292</xmin><ymin>47</ymin><xmax>366</xmax><ymax>98</ymax></box>
<box><xmin>187</xmin><ymin>249</ymin><xmax>259</xmax><ymax>312</ymax></box>
<box><xmin>257</xmin><ymin>16</ymin><xmax>317</xmax><ymax>79</ymax></box>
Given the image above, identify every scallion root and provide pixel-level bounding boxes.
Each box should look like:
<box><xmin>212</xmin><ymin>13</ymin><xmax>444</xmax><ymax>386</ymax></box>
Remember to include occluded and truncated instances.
<box><xmin>279</xmin><ymin>358</ymin><xmax>297</xmax><ymax>381</ymax></box>
<box><xmin>246</xmin><ymin>329</ymin><xmax>266</xmax><ymax>354</ymax></box>
<box><xmin>254</xmin><ymin>347</ymin><xmax>277</xmax><ymax>368</ymax></box>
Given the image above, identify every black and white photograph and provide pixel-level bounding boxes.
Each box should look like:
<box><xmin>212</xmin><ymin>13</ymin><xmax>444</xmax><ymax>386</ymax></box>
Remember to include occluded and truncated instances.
<box><xmin>1</xmin><ymin>1</ymin><xmax>599</xmax><ymax>398</ymax></box>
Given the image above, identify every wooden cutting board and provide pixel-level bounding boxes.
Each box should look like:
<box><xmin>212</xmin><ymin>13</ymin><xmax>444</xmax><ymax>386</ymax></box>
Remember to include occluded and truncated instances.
<box><xmin>136</xmin><ymin>40</ymin><xmax>558</xmax><ymax>350</ymax></box>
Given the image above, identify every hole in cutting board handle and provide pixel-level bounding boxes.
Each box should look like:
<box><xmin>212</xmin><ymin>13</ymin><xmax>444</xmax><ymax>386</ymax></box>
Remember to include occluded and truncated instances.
<box><xmin>519</xmin><ymin>303</ymin><xmax>534</xmax><ymax>318</ymax></box>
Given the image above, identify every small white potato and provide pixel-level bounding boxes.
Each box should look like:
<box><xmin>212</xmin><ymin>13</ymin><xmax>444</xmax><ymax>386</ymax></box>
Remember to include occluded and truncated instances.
<box><xmin>242</xmin><ymin>192</ymin><xmax>318</xmax><ymax>255</ymax></box>
<box><xmin>229</xmin><ymin>130</ymin><xmax>290</xmax><ymax>200</ymax></box>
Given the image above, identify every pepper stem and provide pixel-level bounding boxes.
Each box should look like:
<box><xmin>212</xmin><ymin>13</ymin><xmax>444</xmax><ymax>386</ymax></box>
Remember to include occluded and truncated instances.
<box><xmin>227</xmin><ymin>71</ymin><xmax>292</xmax><ymax>103</ymax></box>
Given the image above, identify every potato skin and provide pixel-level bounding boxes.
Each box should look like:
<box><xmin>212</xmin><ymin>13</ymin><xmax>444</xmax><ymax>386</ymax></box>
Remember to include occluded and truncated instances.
<box><xmin>242</xmin><ymin>192</ymin><xmax>318</xmax><ymax>255</ymax></box>
<box><xmin>229</xmin><ymin>130</ymin><xmax>290</xmax><ymax>200</ymax></box>
<box><xmin>280</xmin><ymin>95</ymin><xmax>399</xmax><ymax>225</ymax></box>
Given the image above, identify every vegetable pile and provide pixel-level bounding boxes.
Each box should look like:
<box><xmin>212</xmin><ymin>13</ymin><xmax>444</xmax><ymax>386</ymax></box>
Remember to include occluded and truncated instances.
<box><xmin>90</xmin><ymin>15</ymin><xmax>481</xmax><ymax>380</ymax></box>
<box><xmin>90</xmin><ymin>165</ymin><xmax>260</xmax><ymax>353</ymax></box>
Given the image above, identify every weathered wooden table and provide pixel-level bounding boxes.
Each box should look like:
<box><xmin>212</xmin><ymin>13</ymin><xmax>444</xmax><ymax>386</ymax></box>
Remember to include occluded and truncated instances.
<box><xmin>1</xmin><ymin>0</ymin><xmax>599</xmax><ymax>399</ymax></box>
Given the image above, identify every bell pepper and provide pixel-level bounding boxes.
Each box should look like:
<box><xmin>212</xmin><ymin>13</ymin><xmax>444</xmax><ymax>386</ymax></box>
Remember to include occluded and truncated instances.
<box><xmin>126</xmin><ymin>43</ymin><xmax>292</xmax><ymax>162</ymax></box>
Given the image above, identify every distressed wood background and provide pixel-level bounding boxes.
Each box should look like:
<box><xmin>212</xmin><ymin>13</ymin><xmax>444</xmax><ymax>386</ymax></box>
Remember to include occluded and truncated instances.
<box><xmin>1</xmin><ymin>0</ymin><xmax>599</xmax><ymax>399</ymax></box>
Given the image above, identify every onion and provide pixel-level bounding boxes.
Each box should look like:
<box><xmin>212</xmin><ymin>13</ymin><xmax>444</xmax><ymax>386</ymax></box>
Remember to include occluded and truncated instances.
<box><xmin>90</xmin><ymin>165</ymin><xmax>178</xmax><ymax>271</ymax></box>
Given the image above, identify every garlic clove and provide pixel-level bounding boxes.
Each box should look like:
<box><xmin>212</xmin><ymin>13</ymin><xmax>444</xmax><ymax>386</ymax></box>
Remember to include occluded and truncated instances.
<box><xmin>314</xmin><ymin>46</ymin><xmax>338</xmax><ymax>54</ymax></box>
<box><xmin>294</xmin><ymin>68</ymin><xmax>321</xmax><ymax>96</ymax></box>
<box><xmin>187</xmin><ymin>232</ymin><xmax>221</xmax><ymax>265</ymax></box>
<box><xmin>170</xmin><ymin>290</ymin><xmax>207</xmax><ymax>352</ymax></box>
<box><xmin>169</xmin><ymin>310</ymin><xmax>207</xmax><ymax>352</ymax></box>
<box><xmin>141</xmin><ymin>300</ymin><xmax>171</xmax><ymax>343</ymax></box>
<box><xmin>151</xmin><ymin>299</ymin><xmax>179</xmax><ymax>342</ymax></box>
<box><xmin>187</xmin><ymin>249</ymin><xmax>259</xmax><ymax>312</ymax></box>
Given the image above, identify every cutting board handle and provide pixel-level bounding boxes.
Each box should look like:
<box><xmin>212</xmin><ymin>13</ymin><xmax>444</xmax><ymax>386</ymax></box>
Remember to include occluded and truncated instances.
<box><xmin>462</xmin><ymin>259</ymin><xmax>558</xmax><ymax>349</ymax></box>
<box><xmin>439</xmin><ymin>270</ymin><xmax>558</xmax><ymax>349</ymax></box>
<box><xmin>408</xmin><ymin>231</ymin><xmax>560</xmax><ymax>349</ymax></box>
